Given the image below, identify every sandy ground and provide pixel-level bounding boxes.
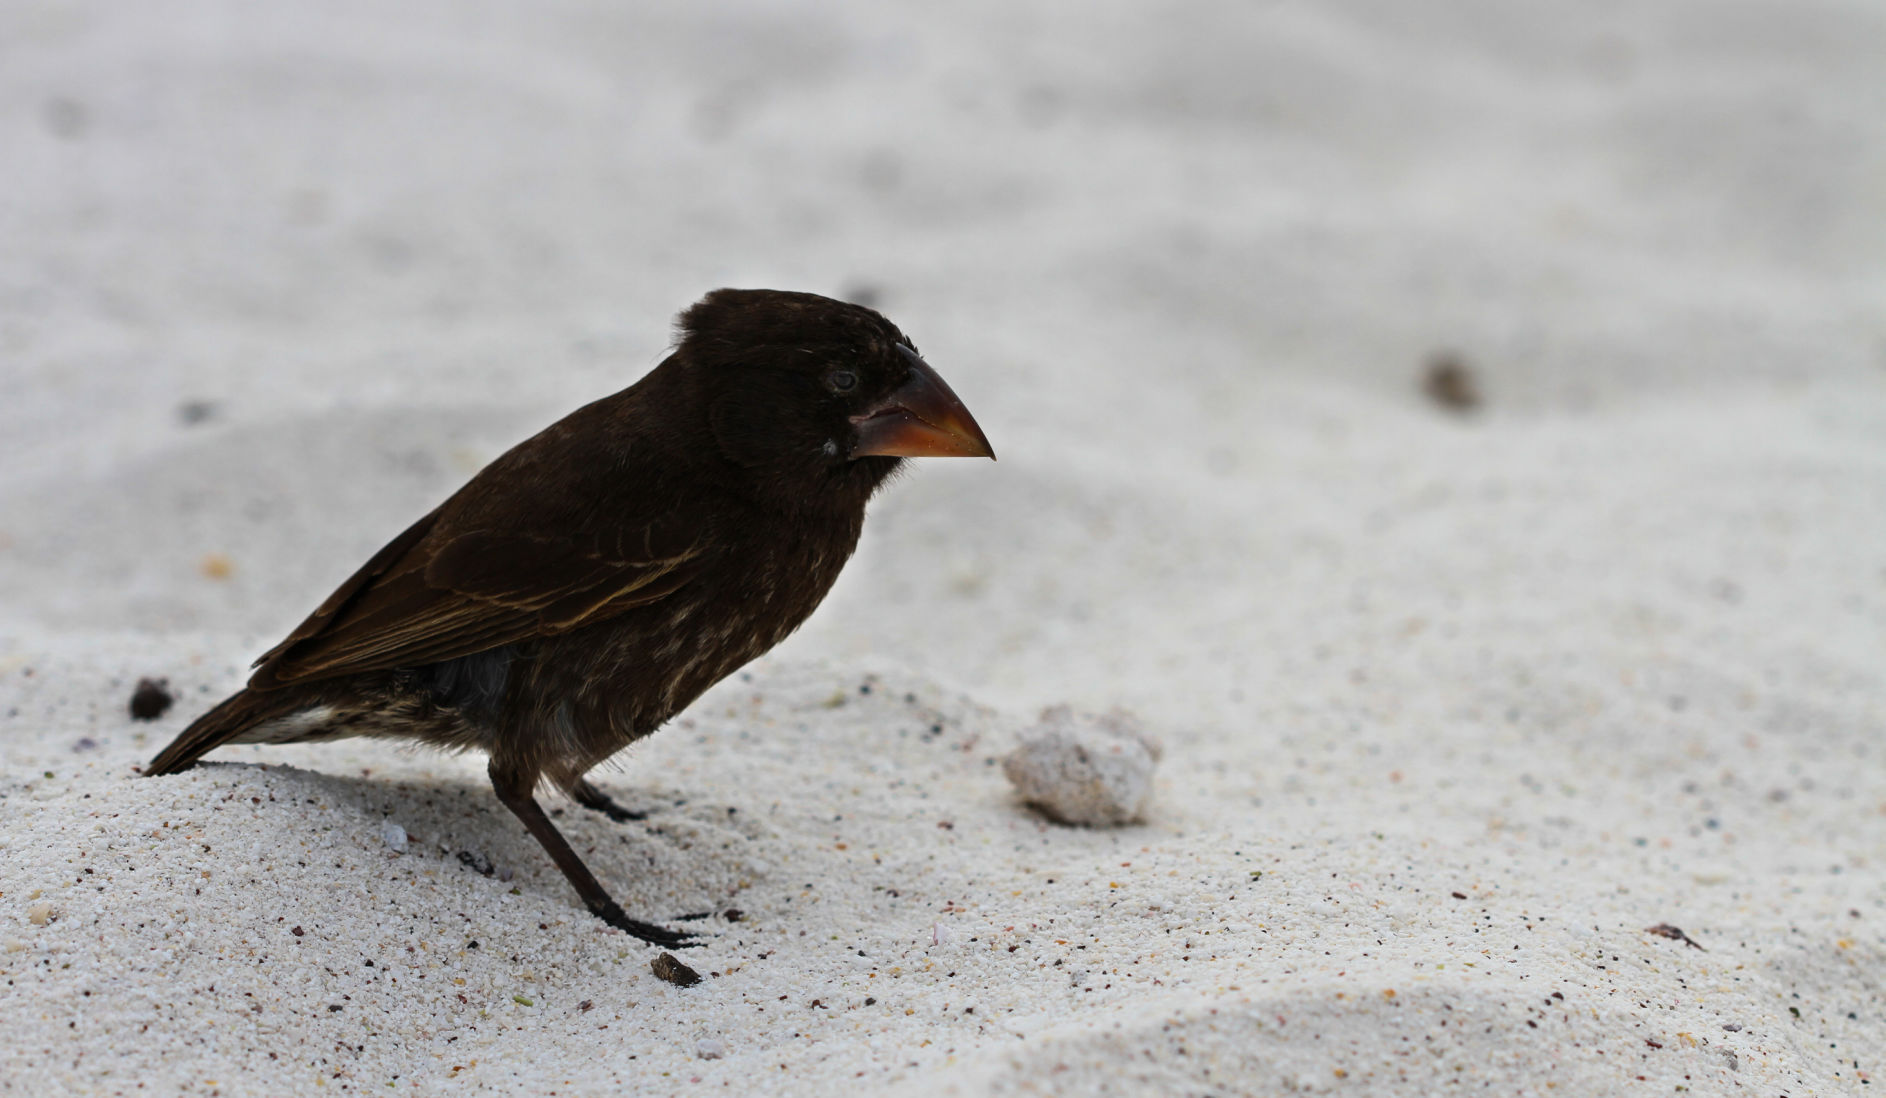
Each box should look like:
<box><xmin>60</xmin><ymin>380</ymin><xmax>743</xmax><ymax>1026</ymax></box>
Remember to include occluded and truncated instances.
<box><xmin>3</xmin><ymin>1</ymin><xmax>1884</xmax><ymax>1094</ymax></box>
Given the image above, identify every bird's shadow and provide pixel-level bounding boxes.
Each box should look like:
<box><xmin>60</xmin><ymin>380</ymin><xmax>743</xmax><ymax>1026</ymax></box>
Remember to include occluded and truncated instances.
<box><xmin>175</xmin><ymin>759</ymin><xmax>752</xmax><ymax>924</ymax></box>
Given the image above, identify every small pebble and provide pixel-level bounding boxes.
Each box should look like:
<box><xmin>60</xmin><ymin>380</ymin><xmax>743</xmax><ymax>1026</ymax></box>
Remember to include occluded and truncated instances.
<box><xmin>380</xmin><ymin>821</ymin><xmax>408</xmax><ymax>853</ymax></box>
<box><xmin>1422</xmin><ymin>352</ymin><xmax>1481</xmax><ymax>412</ymax></box>
<box><xmin>696</xmin><ymin>1039</ymin><xmax>726</xmax><ymax>1060</ymax></box>
<box><xmin>128</xmin><ymin>678</ymin><xmax>174</xmax><ymax>721</ymax></box>
<box><xmin>1002</xmin><ymin>706</ymin><xmax>1162</xmax><ymax>826</ymax></box>
<box><xmin>27</xmin><ymin>903</ymin><xmax>54</xmax><ymax>927</ymax></box>
<box><xmin>177</xmin><ymin>400</ymin><xmax>218</xmax><ymax>425</ymax></box>
<box><xmin>652</xmin><ymin>952</ymin><xmax>702</xmax><ymax>987</ymax></box>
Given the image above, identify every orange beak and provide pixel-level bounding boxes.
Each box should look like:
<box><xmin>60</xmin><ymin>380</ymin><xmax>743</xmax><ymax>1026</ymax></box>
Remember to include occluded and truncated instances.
<box><xmin>849</xmin><ymin>347</ymin><xmax>996</xmax><ymax>461</ymax></box>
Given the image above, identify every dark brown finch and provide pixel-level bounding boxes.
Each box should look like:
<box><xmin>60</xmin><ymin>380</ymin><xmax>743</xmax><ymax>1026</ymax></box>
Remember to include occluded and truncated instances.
<box><xmin>147</xmin><ymin>289</ymin><xmax>994</xmax><ymax>947</ymax></box>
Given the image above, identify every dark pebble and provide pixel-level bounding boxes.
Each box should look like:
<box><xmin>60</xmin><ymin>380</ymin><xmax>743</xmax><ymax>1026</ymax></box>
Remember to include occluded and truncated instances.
<box><xmin>177</xmin><ymin>400</ymin><xmax>218</xmax><ymax>426</ymax></box>
<box><xmin>652</xmin><ymin>952</ymin><xmax>702</xmax><ymax>988</ymax></box>
<box><xmin>1422</xmin><ymin>353</ymin><xmax>1481</xmax><ymax>412</ymax></box>
<box><xmin>129</xmin><ymin>678</ymin><xmax>174</xmax><ymax>721</ymax></box>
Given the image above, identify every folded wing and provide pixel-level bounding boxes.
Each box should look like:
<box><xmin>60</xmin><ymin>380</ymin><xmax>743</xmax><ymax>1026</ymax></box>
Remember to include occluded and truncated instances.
<box><xmin>249</xmin><ymin>510</ymin><xmax>705</xmax><ymax>688</ymax></box>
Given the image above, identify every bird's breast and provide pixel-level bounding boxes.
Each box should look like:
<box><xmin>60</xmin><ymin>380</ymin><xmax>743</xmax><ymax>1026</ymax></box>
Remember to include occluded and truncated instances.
<box><xmin>525</xmin><ymin>518</ymin><xmax>862</xmax><ymax>757</ymax></box>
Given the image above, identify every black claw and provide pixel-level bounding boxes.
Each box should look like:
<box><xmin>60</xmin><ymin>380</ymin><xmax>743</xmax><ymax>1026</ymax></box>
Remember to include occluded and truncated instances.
<box><xmin>594</xmin><ymin>901</ymin><xmax>700</xmax><ymax>948</ymax></box>
<box><xmin>573</xmin><ymin>784</ymin><xmax>649</xmax><ymax>822</ymax></box>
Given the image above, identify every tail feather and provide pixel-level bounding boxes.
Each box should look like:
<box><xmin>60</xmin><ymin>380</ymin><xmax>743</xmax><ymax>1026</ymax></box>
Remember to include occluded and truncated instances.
<box><xmin>146</xmin><ymin>689</ymin><xmax>302</xmax><ymax>776</ymax></box>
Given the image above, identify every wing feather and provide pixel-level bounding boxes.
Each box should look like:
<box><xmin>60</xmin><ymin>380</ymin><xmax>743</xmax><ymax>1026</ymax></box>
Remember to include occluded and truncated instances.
<box><xmin>249</xmin><ymin>517</ymin><xmax>706</xmax><ymax>689</ymax></box>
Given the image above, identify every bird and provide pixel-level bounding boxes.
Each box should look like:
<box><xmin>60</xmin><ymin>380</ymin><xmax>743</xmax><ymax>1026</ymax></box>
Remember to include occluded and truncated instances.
<box><xmin>146</xmin><ymin>288</ymin><xmax>995</xmax><ymax>947</ymax></box>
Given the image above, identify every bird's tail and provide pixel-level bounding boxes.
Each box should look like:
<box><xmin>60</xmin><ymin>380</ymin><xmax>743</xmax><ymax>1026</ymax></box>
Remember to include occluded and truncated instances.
<box><xmin>146</xmin><ymin>688</ymin><xmax>303</xmax><ymax>776</ymax></box>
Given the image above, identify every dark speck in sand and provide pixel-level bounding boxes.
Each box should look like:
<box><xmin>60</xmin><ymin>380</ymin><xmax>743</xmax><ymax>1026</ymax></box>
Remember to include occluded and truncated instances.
<box><xmin>177</xmin><ymin>400</ymin><xmax>218</xmax><ymax>425</ymax></box>
<box><xmin>652</xmin><ymin>953</ymin><xmax>701</xmax><ymax>988</ymax></box>
<box><xmin>1645</xmin><ymin>923</ymin><xmax>1706</xmax><ymax>950</ymax></box>
<box><xmin>129</xmin><ymin>678</ymin><xmax>174</xmax><ymax>721</ymax></box>
<box><xmin>1422</xmin><ymin>353</ymin><xmax>1481</xmax><ymax>412</ymax></box>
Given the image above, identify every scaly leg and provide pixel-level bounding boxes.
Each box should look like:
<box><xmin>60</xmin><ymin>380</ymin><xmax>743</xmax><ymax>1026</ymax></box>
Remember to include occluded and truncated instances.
<box><xmin>487</xmin><ymin>758</ymin><xmax>695</xmax><ymax>948</ymax></box>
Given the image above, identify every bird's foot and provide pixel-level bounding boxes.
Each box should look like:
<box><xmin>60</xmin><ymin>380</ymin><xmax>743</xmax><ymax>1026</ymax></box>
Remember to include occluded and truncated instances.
<box><xmin>593</xmin><ymin>901</ymin><xmax>700</xmax><ymax>948</ymax></box>
<box><xmin>592</xmin><ymin>801</ymin><xmax>648</xmax><ymax>824</ymax></box>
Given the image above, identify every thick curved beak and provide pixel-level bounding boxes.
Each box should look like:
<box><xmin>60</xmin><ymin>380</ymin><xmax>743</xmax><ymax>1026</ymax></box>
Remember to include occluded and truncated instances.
<box><xmin>849</xmin><ymin>346</ymin><xmax>996</xmax><ymax>460</ymax></box>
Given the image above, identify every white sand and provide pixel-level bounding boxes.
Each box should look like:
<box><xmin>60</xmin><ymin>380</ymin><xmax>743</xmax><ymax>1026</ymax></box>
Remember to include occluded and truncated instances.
<box><xmin>3</xmin><ymin>2</ymin><xmax>1883</xmax><ymax>1094</ymax></box>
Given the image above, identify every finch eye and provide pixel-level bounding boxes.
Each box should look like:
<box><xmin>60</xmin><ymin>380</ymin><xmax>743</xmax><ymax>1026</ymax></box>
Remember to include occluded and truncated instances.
<box><xmin>827</xmin><ymin>370</ymin><xmax>858</xmax><ymax>394</ymax></box>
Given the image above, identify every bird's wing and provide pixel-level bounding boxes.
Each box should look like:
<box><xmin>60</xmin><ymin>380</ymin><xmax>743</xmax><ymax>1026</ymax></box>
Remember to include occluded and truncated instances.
<box><xmin>248</xmin><ymin>511</ymin><xmax>707</xmax><ymax>688</ymax></box>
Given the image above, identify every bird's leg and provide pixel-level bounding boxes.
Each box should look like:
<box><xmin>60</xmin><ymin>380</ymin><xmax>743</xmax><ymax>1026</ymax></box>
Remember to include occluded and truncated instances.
<box><xmin>568</xmin><ymin>777</ymin><xmax>647</xmax><ymax>823</ymax></box>
<box><xmin>487</xmin><ymin>757</ymin><xmax>696</xmax><ymax>949</ymax></box>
